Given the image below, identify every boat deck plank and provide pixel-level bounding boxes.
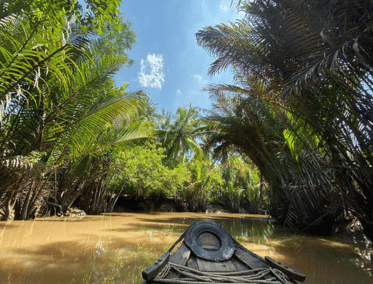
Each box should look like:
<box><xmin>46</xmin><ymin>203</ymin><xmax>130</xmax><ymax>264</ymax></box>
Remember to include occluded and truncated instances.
<box><xmin>167</xmin><ymin>243</ymin><xmax>191</xmax><ymax>279</ymax></box>
<box><xmin>231</xmin><ymin>255</ymin><xmax>251</xmax><ymax>271</ymax></box>
<box><xmin>234</xmin><ymin>246</ymin><xmax>267</xmax><ymax>269</ymax></box>
<box><xmin>169</xmin><ymin>243</ymin><xmax>191</xmax><ymax>266</ymax></box>
<box><xmin>186</xmin><ymin>255</ymin><xmax>199</xmax><ymax>271</ymax></box>
<box><xmin>196</xmin><ymin>257</ymin><xmax>237</xmax><ymax>272</ymax></box>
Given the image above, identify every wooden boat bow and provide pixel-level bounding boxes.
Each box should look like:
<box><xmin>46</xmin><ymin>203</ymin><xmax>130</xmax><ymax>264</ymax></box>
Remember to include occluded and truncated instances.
<box><xmin>141</xmin><ymin>220</ymin><xmax>306</xmax><ymax>283</ymax></box>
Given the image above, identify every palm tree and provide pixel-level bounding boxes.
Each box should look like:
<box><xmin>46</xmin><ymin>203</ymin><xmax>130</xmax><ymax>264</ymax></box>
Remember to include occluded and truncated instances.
<box><xmin>203</xmin><ymin>90</ymin><xmax>341</xmax><ymax>232</ymax></box>
<box><xmin>197</xmin><ymin>0</ymin><xmax>373</xmax><ymax>238</ymax></box>
<box><xmin>156</xmin><ymin>105</ymin><xmax>203</xmax><ymax>163</ymax></box>
<box><xmin>0</xmin><ymin>6</ymin><xmax>146</xmax><ymax>220</ymax></box>
<box><xmin>219</xmin><ymin>153</ymin><xmax>262</xmax><ymax>213</ymax></box>
<box><xmin>203</xmin><ymin>94</ymin><xmax>290</xmax><ymax>216</ymax></box>
<box><xmin>0</xmin><ymin>10</ymin><xmax>86</xmax><ymax>220</ymax></box>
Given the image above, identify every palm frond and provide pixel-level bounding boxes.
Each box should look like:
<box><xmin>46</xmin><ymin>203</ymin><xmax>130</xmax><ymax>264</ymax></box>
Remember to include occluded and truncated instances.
<box><xmin>0</xmin><ymin>13</ymin><xmax>89</xmax><ymax>123</ymax></box>
<box><xmin>49</xmin><ymin>90</ymin><xmax>146</xmax><ymax>165</ymax></box>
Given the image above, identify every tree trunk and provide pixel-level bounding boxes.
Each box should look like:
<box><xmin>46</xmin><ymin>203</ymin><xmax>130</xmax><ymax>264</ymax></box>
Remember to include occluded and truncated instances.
<box><xmin>3</xmin><ymin>192</ymin><xmax>17</xmax><ymax>221</ymax></box>
<box><xmin>61</xmin><ymin>182</ymin><xmax>85</xmax><ymax>212</ymax></box>
<box><xmin>107</xmin><ymin>188</ymin><xmax>123</xmax><ymax>212</ymax></box>
<box><xmin>20</xmin><ymin>181</ymin><xmax>34</xmax><ymax>220</ymax></box>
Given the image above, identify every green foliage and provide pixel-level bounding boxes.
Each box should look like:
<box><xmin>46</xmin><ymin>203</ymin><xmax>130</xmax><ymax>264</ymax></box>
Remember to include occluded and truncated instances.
<box><xmin>213</xmin><ymin>153</ymin><xmax>265</xmax><ymax>212</ymax></box>
<box><xmin>0</xmin><ymin>1</ymin><xmax>139</xmax><ymax>157</ymax></box>
<box><xmin>2</xmin><ymin>0</ymin><xmax>122</xmax><ymax>34</ymax></box>
<box><xmin>183</xmin><ymin>158</ymin><xmax>223</xmax><ymax>203</ymax></box>
<box><xmin>156</xmin><ymin>105</ymin><xmax>203</xmax><ymax>162</ymax></box>
<box><xmin>197</xmin><ymin>0</ymin><xmax>373</xmax><ymax>237</ymax></box>
<box><xmin>109</xmin><ymin>142</ymin><xmax>191</xmax><ymax>199</ymax></box>
<box><xmin>283</xmin><ymin>111</ymin><xmax>320</xmax><ymax>162</ymax></box>
<box><xmin>0</xmin><ymin>0</ymin><xmax>144</xmax><ymax>220</ymax></box>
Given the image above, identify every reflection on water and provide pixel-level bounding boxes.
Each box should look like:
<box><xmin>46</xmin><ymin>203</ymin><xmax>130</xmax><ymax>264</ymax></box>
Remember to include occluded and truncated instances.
<box><xmin>0</xmin><ymin>212</ymin><xmax>371</xmax><ymax>283</ymax></box>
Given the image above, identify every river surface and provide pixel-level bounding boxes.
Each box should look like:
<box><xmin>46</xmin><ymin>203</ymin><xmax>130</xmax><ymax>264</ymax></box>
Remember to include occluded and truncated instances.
<box><xmin>0</xmin><ymin>212</ymin><xmax>371</xmax><ymax>283</ymax></box>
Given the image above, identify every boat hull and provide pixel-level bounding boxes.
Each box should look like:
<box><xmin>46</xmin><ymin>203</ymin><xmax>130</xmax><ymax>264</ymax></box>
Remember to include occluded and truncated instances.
<box><xmin>141</xmin><ymin>220</ymin><xmax>305</xmax><ymax>283</ymax></box>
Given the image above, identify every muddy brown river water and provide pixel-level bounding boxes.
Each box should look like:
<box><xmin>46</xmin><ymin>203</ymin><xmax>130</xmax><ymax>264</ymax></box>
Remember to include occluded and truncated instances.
<box><xmin>0</xmin><ymin>212</ymin><xmax>371</xmax><ymax>283</ymax></box>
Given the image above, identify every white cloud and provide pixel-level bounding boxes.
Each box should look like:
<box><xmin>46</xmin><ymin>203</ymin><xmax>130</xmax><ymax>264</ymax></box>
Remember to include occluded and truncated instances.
<box><xmin>220</xmin><ymin>4</ymin><xmax>228</xmax><ymax>12</ymax></box>
<box><xmin>193</xmin><ymin>74</ymin><xmax>203</xmax><ymax>81</ymax></box>
<box><xmin>138</xmin><ymin>54</ymin><xmax>165</xmax><ymax>89</ymax></box>
<box><xmin>176</xmin><ymin>89</ymin><xmax>181</xmax><ymax>96</ymax></box>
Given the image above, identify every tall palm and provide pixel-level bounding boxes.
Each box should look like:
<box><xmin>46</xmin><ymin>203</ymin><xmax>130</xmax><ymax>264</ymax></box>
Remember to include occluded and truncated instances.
<box><xmin>203</xmin><ymin>94</ymin><xmax>288</xmax><ymax>215</ymax></box>
<box><xmin>197</xmin><ymin>0</ymin><xmax>373</xmax><ymax>237</ymax></box>
<box><xmin>242</xmin><ymin>0</ymin><xmax>373</xmax><ymax>237</ymax></box>
<box><xmin>156</xmin><ymin>105</ymin><xmax>203</xmax><ymax>162</ymax></box>
<box><xmin>0</xmin><ymin>10</ymin><xmax>86</xmax><ymax>219</ymax></box>
<box><xmin>204</xmin><ymin>92</ymin><xmax>340</xmax><ymax>232</ymax></box>
<box><xmin>0</xmin><ymin>7</ymin><xmax>145</xmax><ymax>220</ymax></box>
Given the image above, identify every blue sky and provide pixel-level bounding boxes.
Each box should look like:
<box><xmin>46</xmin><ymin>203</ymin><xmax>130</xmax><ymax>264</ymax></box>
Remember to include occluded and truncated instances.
<box><xmin>115</xmin><ymin>1</ymin><xmax>243</xmax><ymax>114</ymax></box>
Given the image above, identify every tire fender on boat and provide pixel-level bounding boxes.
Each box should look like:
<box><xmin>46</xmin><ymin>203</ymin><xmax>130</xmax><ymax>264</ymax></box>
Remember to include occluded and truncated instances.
<box><xmin>184</xmin><ymin>220</ymin><xmax>235</xmax><ymax>262</ymax></box>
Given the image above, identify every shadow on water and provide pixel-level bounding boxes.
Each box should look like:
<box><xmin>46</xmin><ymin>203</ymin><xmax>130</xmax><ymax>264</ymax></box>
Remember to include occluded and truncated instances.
<box><xmin>0</xmin><ymin>241</ymin><xmax>90</xmax><ymax>283</ymax></box>
<box><xmin>0</xmin><ymin>212</ymin><xmax>371</xmax><ymax>284</ymax></box>
<box><xmin>272</xmin><ymin>235</ymin><xmax>373</xmax><ymax>284</ymax></box>
<box><xmin>135</xmin><ymin>214</ymin><xmax>275</xmax><ymax>238</ymax></box>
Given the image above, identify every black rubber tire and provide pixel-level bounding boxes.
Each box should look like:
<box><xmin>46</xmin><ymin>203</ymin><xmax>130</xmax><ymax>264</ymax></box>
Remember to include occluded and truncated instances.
<box><xmin>184</xmin><ymin>220</ymin><xmax>235</xmax><ymax>262</ymax></box>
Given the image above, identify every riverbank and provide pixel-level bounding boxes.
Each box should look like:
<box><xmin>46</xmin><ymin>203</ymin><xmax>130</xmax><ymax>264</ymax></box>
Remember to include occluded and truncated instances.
<box><xmin>114</xmin><ymin>195</ymin><xmax>263</xmax><ymax>214</ymax></box>
<box><xmin>113</xmin><ymin>195</ymin><xmax>372</xmax><ymax>247</ymax></box>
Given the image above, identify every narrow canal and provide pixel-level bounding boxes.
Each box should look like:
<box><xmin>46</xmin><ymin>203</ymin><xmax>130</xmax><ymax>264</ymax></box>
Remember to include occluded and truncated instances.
<box><xmin>0</xmin><ymin>212</ymin><xmax>371</xmax><ymax>283</ymax></box>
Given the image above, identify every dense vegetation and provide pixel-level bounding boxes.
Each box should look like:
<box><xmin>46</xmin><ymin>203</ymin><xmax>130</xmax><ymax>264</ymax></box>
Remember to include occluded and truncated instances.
<box><xmin>197</xmin><ymin>0</ymin><xmax>373</xmax><ymax>240</ymax></box>
<box><xmin>1</xmin><ymin>0</ymin><xmax>372</xmax><ymax>242</ymax></box>
<box><xmin>0</xmin><ymin>0</ymin><xmax>264</xmax><ymax>221</ymax></box>
<box><xmin>0</xmin><ymin>0</ymin><xmax>146</xmax><ymax>220</ymax></box>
